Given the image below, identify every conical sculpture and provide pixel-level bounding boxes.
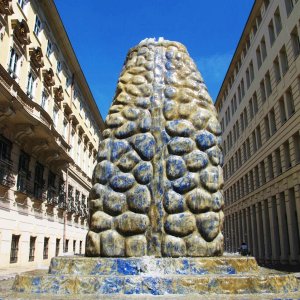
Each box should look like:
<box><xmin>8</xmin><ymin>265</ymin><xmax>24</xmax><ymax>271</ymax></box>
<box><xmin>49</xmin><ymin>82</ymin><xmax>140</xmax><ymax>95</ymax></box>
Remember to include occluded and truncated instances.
<box><xmin>86</xmin><ymin>38</ymin><xmax>224</xmax><ymax>257</ymax></box>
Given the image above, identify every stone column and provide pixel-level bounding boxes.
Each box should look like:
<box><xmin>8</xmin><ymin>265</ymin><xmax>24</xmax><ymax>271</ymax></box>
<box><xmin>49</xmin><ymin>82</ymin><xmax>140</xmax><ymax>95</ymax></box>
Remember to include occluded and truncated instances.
<box><xmin>276</xmin><ymin>193</ymin><xmax>289</xmax><ymax>263</ymax></box>
<box><xmin>285</xmin><ymin>189</ymin><xmax>299</xmax><ymax>263</ymax></box>
<box><xmin>256</xmin><ymin>202</ymin><xmax>265</xmax><ymax>261</ymax></box>
<box><xmin>262</xmin><ymin>199</ymin><xmax>272</xmax><ymax>262</ymax></box>
<box><xmin>269</xmin><ymin>197</ymin><xmax>280</xmax><ymax>263</ymax></box>
<box><xmin>250</xmin><ymin>205</ymin><xmax>258</xmax><ymax>257</ymax></box>
<box><xmin>246</xmin><ymin>207</ymin><xmax>252</xmax><ymax>254</ymax></box>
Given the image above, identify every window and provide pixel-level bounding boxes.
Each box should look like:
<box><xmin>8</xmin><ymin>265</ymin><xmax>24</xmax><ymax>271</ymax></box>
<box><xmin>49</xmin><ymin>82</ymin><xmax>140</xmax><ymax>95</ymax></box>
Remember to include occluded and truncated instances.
<box><xmin>252</xmin><ymin>131</ymin><xmax>257</xmax><ymax>153</ymax></box>
<box><xmin>256</xmin><ymin>126</ymin><xmax>262</xmax><ymax>149</ymax></box>
<box><xmin>291</xmin><ymin>26</ymin><xmax>300</xmax><ymax>58</ymax></box>
<box><xmin>264</xmin><ymin>116</ymin><xmax>270</xmax><ymax>140</ymax></box>
<box><xmin>260</xmin><ymin>80</ymin><xmax>266</xmax><ymax>103</ymax></box>
<box><xmin>18</xmin><ymin>0</ymin><xmax>26</xmax><ymax>9</ymax></box>
<box><xmin>246</xmin><ymin>68</ymin><xmax>250</xmax><ymax>89</ymax></box>
<box><xmin>29</xmin><ymin>236</ymin><xmax>36</xmax><ymax>262</ymax></box>
<box><xmin>79</xmin><ymin>241</ymin><xmax>82</xmax><ymax>255</ymax></box>
<box><xmin>275</xmin><ymin>148</ymin><xmax>282</xmax><ymax>175</ymax></box>
<box><xmin>249</xmin><ymin>61</ymin><xmax>254</xmax><ymax>83</ymax></box>
<box><xmin>269</xmin><ymin>108</ymin><xmax>276</xmax><ymax>135</ymax></box>
<box><xmin>43</xmin><ymin>237</ymin><xmax>49</xmax><ymax>259</ymax></box>
<box><xmin>256</xmin><ymin>46</ymin><xmax>262</xmax><ymax>68</ymax></box>
<box><xmin>274</xmin><ymin>7</ymin><xmax>282</xmax><ymax>35</ymax></box>
<box><xmin>254</xmin><ymin>165</ymin><xmax>260</xmax><ymax>187</ymax></box>
<box><xmin>55</xmin><ymin>239</ymin><xmax>60</xmax><ymax>257</ymax></box>
<box><xmin>8</xmin><ymin>48</ymin><xmax>19</xmax><ymax>78</ymax></box>
<box><xmin>285</xmin><ymin>0</ymin><xmax>295</xmax><ymax>15</ymax></box>
<box><xmin>34</xmin><ymin>16</ymin><xmax>41</xmax><ymax>36</ymax></box>
<box><xmin>261</xmin><ymin>38</ymin><xmax>267</xmax><ymax>60</ymax></box>
<box><xmin>27</xmin><ymin>72</ymin><xmax>36</xmax><ymax>99</ymax></box>
<box><xmin>10</xmin><ymin>235</ymin><xmax>20</xmax><ymax>263</ymax></box>
<box><xmin>279</xmin><ymin>45</ymin><xmax>289</xmax><ymax>74</ymax></box>
<box><xmin>53</xmin><ymin>107</ymin><xmax>58</xmax><ymax>127</ymax></box>
<box><xmin>293</xmin><ymin>133</ymin><xmax>300</xmax><ymax>163</ymax></box>
<box><xmin>0</xmin><ymin>135</ymin><xmax>12</xmax><ymax>161</ymax></box>
<box><xmin>41</xmin><ymin>90</ymin><xmax>48</xmax><ymax>110</ymax></box>
<box><xmin>17</xmin><ymin>151</ymin><xmax>30</xmax><ymax>193</ymax></box>
<box><xmin>265</xmin><ymin>71</ymin><xmax>272</xmax><ymax>97</ymax></box>
<box><xmin>260</xmin><ymin>161</ymin><xmax>266</xmax><ymax>184</ymax></box>
<box><xmin>253</xmin><ymin>92</ymin><xmax>258</xmax><ymax>114</ymax></box>
<box><xmin>243</xmin><ymin>108</ymin><xmax>248</xmax><ymax>128</ymax></box>
<box><xmin>279</xmin><ymin>96</ymin><xmax>287</xmax><ymax>123</ymax></box>
<box><xmin>267</xmin><ymin>154</ymin><xmax>274</xmax><ymax>180</ymax></box>
<box><xmin>286</xmin><ymin>88</ymin><xmax>295</xmax><ymax>117</ymax></box>
<box><xmin>66</xmin><ymin>76</ymin><xmax>71</xmax><ymax>89</ymax></box>
<box><xmin>65</xmin><ymin>239</ymin><xmax>69</xmax><ymax>253</ymax></box>
<box><xmin>73</xmin><ymin>240</ymin><xmax>76</xmax><ymax>253</ymax></box>
<box><xmin>46</xmin><ymin>40</ymin><xmax>52</xmax><ymax>58</ymax></box>
<box><xmin>57</xmin><ymin>61</ymin><xmax>62</xmax><ymax>74</ymax></box>
<box><xmin>283</xmin><ymin>141</ymin><xmax>291</xmax><ymax>169</ymax></box>
<box><xmin>273</xmin><ymin>57</ymin><xmax>281</xmax><ymax>82</ymax></box>
<box><xmin>268</xmin><ymin>20</ymin><xmax>275</xmax><ymax>46</ymax></box>
<box><xmin>34</xmin><ymin>162</ymin><xmax>44</xmax><ymax>200</ymax></box>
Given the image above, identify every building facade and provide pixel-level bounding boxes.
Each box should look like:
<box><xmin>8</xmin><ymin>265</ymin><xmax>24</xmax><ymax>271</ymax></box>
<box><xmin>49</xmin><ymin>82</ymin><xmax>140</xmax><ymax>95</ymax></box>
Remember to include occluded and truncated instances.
<box><xmin>0</xmin><ymin>0</ymin><xmax>105</xmax><ymax>268</ymax></box>
<box><xmin>215</xmin><ymin>0</ymin><xmax>300</xmax><ymax>264</ymax></box>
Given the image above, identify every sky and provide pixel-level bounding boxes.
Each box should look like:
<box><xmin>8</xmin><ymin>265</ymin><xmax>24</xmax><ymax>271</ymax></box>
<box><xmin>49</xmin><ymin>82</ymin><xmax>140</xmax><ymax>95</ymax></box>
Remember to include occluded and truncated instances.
<box><xmin>54</xmin><ymin>0</ymin><xmax>254</xmax><ymax>119</ymax></box>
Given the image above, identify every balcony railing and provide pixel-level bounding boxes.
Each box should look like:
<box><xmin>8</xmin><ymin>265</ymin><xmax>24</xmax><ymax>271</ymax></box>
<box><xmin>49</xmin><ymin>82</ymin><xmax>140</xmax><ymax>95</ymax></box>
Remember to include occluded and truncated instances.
<box><xmin>0</xmin><ymin>158</ymin><xmax>15</xmax><ymax>188</ymax></box>
<box><xmin>33</xmin><ymin>184</ymin><xmax>47</xmax><ymax>202</ymax></box>
<box><xmin>17</xmin><ymin>171</ymin><xmax>32</xmax><ymax>195</ymax></box>
<box><xmin>47</xmin><ymin>187</ymin><xmax>58</xmax><ymax>206</ymax></box>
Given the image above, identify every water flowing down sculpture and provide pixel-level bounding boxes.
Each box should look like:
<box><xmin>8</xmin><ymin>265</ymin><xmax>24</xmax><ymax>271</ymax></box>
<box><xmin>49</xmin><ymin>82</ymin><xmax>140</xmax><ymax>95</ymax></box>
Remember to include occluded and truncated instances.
<box><xmin>86</xmin><ymin>38</ymin><xmax>224</xmax><ymax>257</ymax></box>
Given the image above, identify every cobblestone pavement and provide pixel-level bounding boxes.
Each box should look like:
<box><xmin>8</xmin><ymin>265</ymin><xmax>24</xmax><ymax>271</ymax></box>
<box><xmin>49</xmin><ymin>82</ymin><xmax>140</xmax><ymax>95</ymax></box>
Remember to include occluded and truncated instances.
<box><xmin>1</xmin><ymin>266</ymin><xmax>300</xmax><ymax>299</ymax></box>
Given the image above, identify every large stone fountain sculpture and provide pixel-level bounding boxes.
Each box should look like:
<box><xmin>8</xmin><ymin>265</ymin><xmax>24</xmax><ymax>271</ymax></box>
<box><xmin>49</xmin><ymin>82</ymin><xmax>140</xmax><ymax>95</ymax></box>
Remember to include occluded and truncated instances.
<box><xmin>86</xmin><ymin>38</ymin><xmax>224</xmax><ymax>258</ymax></box>
<box><xmin>12</xmin><ymin>39</ymin><xmax>299</xmax><ymax>297</ymax></box>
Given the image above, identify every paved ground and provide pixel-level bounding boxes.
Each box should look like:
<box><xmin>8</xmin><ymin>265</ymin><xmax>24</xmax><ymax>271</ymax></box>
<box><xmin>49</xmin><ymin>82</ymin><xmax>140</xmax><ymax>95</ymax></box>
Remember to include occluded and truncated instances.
<box><xmin>1</xmin><ymin>263</ymin><xmax>300</xmax><ymax>299</ymax></box>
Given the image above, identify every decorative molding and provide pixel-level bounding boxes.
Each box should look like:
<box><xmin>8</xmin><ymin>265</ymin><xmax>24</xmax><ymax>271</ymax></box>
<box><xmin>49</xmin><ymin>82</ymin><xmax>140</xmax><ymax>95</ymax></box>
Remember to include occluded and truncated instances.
<box><xmin>12</xmin><ymin>19</ymin><xmax>30</xmax><ymax>45</ymax></box>
<box><xmin>43</xmin><ymin>68</ymin><xmax>55</xmax><ymax>87</ymax></box>
<box><xmin>54</xmin><ymin>85</ymin><xmax>64</xmax><ymax>102</ymax></box>
<box><xmin>30</xmin><ymin>47</ymin><xmax>44</xmax><ymax>69</ymax></box>
<box><xmin>0</xmin><ymin>0</ymin><xmax>13</xmax><ymax>15</ymax></box>
<box><xmin>14</xmin><ymin>124</ymin><xmax>34</xmax><ymax>142</ymax></box>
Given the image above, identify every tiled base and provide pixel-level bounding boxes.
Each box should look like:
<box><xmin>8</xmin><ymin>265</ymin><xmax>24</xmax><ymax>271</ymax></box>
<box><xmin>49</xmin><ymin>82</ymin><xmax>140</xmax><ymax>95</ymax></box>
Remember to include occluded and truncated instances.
<box><xmin>12</xmin><ymin>256</ymin><xmax>299</xmax><ymax>295</ymax></box>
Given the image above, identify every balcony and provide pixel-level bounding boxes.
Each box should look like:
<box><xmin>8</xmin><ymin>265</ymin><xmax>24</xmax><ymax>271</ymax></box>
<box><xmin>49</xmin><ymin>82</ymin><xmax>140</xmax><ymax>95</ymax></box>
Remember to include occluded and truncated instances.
<box><xmin>0</xmin><ymin>158</ymin><xmax>15</xmax><ymax>188</ymax></box>
<box><xmin>47</xmin><ymin>187</ymin><xmax>58</xmax><ymax>206</ymax></box>
<box><xmin>17</xmin><ymin>171</ymin><xmax>32</xmax><ymax>195</ymax></box>
<box><xmin>33</xmin><ymin>184</ymin><xmax>47</xmax><ymax>202</ymax></box>
<box><xmin>57</xmin><ymin>192</ymin><xmax>66</xmax><ymax>210</ymax></box>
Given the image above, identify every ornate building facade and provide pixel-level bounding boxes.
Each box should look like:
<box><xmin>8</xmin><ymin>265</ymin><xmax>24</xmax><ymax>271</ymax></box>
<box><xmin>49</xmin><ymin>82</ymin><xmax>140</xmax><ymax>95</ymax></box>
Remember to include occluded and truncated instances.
<box><xmin>0</xmin><ymin>0</ymin><xmax>104</xmax><ymax>268</ymax></box>
<box><xmin>216</xmin><ymin>0</ymin><xmax>300</xmax><ymax>264</ymax></box>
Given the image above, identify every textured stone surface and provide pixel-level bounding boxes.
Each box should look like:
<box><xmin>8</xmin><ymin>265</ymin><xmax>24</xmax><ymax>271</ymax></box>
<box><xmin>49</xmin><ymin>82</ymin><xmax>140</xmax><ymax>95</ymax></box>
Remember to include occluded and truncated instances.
<box><xmin>12</xmin><ymin>257</ymin><xmax>300</xmax><ymax>296</ymax></box>
<box><xmin>87</xmin><ymin>38</ymin><xmax>224</xmax><ymax>257</ymax></box>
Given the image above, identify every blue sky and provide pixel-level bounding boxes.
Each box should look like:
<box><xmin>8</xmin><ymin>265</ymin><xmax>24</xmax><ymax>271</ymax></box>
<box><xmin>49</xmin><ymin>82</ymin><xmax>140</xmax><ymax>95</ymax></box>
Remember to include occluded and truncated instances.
<box><xmin>54</xmin><ymin>0</ymin><xmax>254</xmax><ymax>119</ymax></box>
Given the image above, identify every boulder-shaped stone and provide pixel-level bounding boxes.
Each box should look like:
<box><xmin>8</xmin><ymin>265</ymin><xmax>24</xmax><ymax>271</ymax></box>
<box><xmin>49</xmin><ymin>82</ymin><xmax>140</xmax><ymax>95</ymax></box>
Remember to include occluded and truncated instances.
<box><xmin>163</xmin><ymin>99</ymin><xmax>178</xmax><ymax>120</ymax></box>
<box><xmin>186</xmin><ymin>188</ymin><xmax>212</xmax><ymax>213</ymax></box>
<box><xmin>196</xmin><ymin>212</ymin><xmax>220</xmax><ymax>242</ymax></box>
<box><xmin>184</xmin><ymin>150</ymin><xmax>208</xmax><ymax>171</ymax></box>
<box><xmin>195</xmin><ymin>130</ymin><xmax>216</xmax><ymax>150</ymax></box>
<box><xmin>172</xmin><ymin>173</ymin><xmax>197</xmax><ymax>194</ymax></box>
<box><xmin>206</xmin><ymin>146</ymin><xmax>223</xmax><ymax>166</ymax></box>
<box><xmin>122</xmin><ymin>107</ymin><xmax>140</xmax><ymax>120</ymax></box>
<box><xmin>116</xmin><ymin>151</ymin><xmax>140</xmax><ymax>172</ymax></box>
<box><xmin>133</xmin><ymin>161</ymin><xmax>153</xmax><ymax>184</ymax></box>
<box><xmin>164</xmin><ymin>212</ymin><xmax>195</xmax><ymax>237</ymax></box>
<box><xmin>168</xmin><ymin>137</ymin><xmax>195</xmax><ymax>155</ymax></box>
<box><xmin>93</xmin><ymin>161</ymin><xmax>115</xmax><ymax>185</ymax></box>
<box><xmin>110</xmin><ymin>173</ymin><xmax>135</xmax><ymax>192</ymax></box>
<box><xmin>166</xmin><ymin>156</ymin><xmax>187</xmax><ymax>180</ymax></box>
<box><xmin>89</xmin><ymin>183</ymin><xmax>106</xmax><ymax>200</ymax></box>
<box><xmin>115</xmin><ymin>121</ymin><xmax>137</xmax><ymax>139</ymax></box>
<box><xmin>190</xmin><ymin>108</ymin><xmax>210</xmax><ymax>130</ymax></box>
<box><xmin>162</xmin><ymin>235</ymin><xmax>186</xmax><ymax>257</ymax></box>
<box><xmin>164</xmin><ymin>86</ymin><xmax>177</xmax><ymax>98</ymax></box>
<box><xmin>85</xmin><ymin>231</ymin><xmax>101</xmax><ymax>257</ymax></box>
<box><xmin>206</xmin><ymin>116</ymin><xmax>222</xmax><ymax>136</ymax></box>
<box><xmin>101</xmin><ymin>230</ymin><xmax>125</xmax><ymax>257</ymax></box>
<box><xmin>127</xmin><ymin>185</ymin><xmax>151</xmax><ymax>213</ymax></box>
<box><xmin>111</xmin><ymin>140</ymin><xmax>130</xmax><ymax>162</ymax></box>
<box><xmin>139</xmin><ymin>115</ymin><xmax>152</xmax><ymax>132</ymax></box>
<box><xmin>90</xmin><ymin>211</ymin><xmax>113</xmax><ymax>233</ymax></box>
<box><xmin>125</xmin><ymin>235</ymin><xmax>147</xmax><ymax>257</ymax></box>
<box><xmin>106</xmin><ymin>113</ymin><xmax>125</xmax><ymax>127</ymax></box>
<box><xmin>166</xmin><ymin>120</ymin><xmax>194</xmax><ymax>137</ymax></box>
<box><xmin>211</xmin><ymin>191</ymin><xmax>224</xmax><ymax>211</ymax></box>
<box><xmin>163</xmin><ymin>189</ymin><xmax>185</xmax><ymax>214</ymax></box>
<box><xmin>185</xmin><ymin>233</ymin><xmax>208</xmax><ymax>257</ymax></box>
<box><xmin>103</xmin><ymin>191</ymin><xmax>127</xmax><ymax>215</ymax></box>
<box><xmin>200</xmin><ymin>166</ymin><xmax>223</xmax><ymax>192</ymax></box>
<box><xmin>131</xmin><ymin>133</ymin><xmax>155</xmax><ymax>161</ymax></box>
<box><xmin>116</xmin><ymin>212</ymin><xmax>149</xmax><ymax>235</ymax></box>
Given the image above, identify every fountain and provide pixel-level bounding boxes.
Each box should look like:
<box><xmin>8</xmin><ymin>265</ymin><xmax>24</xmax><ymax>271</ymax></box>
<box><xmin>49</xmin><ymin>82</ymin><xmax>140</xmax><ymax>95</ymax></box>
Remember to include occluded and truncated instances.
<box><xmin>12</xmin><ymin>39</ymin><xmax>299</xmax><ymax>296</ymax></box>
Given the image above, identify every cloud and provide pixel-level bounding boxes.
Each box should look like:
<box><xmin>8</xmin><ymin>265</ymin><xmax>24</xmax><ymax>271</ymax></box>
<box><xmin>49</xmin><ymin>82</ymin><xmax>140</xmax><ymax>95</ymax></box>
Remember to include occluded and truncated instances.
<box><xmin>196</xmin><ymin>52</ymin><xmax>233</xmax><ymax>102</ymax></box>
